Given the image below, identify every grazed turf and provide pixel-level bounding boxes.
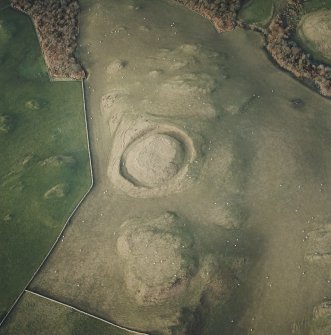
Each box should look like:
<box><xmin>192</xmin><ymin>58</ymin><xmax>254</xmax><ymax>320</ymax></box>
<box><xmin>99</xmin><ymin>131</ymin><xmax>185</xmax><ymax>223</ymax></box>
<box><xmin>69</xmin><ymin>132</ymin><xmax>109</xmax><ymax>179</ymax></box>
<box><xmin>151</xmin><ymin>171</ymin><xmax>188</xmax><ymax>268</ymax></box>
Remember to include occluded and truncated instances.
<box><xmin>302</xmin><ymin>0</ymin><xmax>331</xmax><ymax>11</ymax></box>
<box><xmin>239</xmin><ymin>0</ymin><xmax>274</xmax><ymax>25</ymax></box>
<box><xmin>0</xmin><ymin>291</ymin><xmax>130</xmax><ymax>335</ymax></box>
<box><xmin>0</xmin><ymin>5</ymin><xmax>91</xmax><ymax>319</ymax></box>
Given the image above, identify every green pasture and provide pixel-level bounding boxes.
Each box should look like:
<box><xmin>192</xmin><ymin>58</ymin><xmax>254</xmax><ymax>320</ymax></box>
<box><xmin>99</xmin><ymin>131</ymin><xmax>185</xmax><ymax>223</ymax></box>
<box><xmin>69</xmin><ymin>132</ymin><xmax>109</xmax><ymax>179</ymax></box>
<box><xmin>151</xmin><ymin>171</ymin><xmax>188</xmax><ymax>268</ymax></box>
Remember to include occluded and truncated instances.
<box><xmin>238</xmin><ymin>0</ymin><xmax>274</xmax><ymax>25</ymax></box>
<box><xmin>0</xmin><ymin>291</ymin><xmax>128</xmax><ymax>335</ymax></box>
<box><xmin>238</xmin><ymin>0</ymin><xmax>331</xmax><ymax>27</ymax></box>
<box><xmin>0</xmin><ymin>5</ymin><xmax>91</xmax><ymax>319</ymax></box>
<box><xmin>302</xmin><ymin>0</ymin><xmax>331</xmax><ymax>11</ymax></box>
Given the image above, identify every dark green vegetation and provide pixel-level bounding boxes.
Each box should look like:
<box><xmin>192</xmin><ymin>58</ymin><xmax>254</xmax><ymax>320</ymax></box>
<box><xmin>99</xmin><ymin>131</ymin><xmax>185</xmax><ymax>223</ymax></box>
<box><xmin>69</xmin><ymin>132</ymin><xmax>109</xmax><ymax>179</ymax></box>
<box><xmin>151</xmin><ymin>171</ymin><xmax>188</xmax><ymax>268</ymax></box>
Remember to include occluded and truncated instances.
<box><xmin>0</xmin><ymin>5</ymin><xmax>91</xmax><ymax>319</ymax></box>
<box><xmin>302</xmin><ymin>0</ymin><xmax>331</xmax><ymax>11</ymax></box>
<box><xmin>239</xmin><ymin>0</ymin><xmax>331</xmax><ymax>26</ymax></box>
<box><xmin>239</xmin><ymin>0</ymin><xmax>274</xmax><ymax>25</ymax></box>
<box><xmin>0</xmin><ymin>291</ymin><xmax>128</xmax><ymax>335</ymax></box>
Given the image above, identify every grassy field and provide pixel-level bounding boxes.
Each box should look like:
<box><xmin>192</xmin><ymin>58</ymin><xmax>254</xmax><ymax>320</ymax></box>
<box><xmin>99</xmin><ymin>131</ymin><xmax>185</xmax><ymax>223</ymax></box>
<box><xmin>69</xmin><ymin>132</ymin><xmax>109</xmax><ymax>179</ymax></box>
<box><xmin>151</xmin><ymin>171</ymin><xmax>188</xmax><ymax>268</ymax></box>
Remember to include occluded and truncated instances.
<box><xmin>238</xmin><ymin>0</ymin><xmax>327</xmax><ymax>26</ymax></box>
<box><xmin>238</xmin><ymin>0</ymin><xmax>274</xmax><ymax>25</ymax></box>
<box><xmin>0</xmin><ymin>5</ymin><xmax>91</xmax><ymax>319</ymax></box>
<box><xmin>0</xmin><ymin>291</ymin><xmax>129</xmax><ymax>335</ymax></box>
<box><xmin>239</xmin><ymin>0</ymin><xmax>331</xmax><ymax>24</ymax></box>
<box><xmin>302</xmin><ymin>0</ymin><xmax>331</xmax><ymax>11</ymax></box>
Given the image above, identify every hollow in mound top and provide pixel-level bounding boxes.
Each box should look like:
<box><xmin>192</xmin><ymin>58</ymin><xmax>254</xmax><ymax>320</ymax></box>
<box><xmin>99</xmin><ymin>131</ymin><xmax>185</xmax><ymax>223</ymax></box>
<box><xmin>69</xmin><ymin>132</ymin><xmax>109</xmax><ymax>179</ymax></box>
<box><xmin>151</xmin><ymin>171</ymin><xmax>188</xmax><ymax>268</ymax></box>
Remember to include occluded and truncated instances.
<box><xmin>108</xmin><ymin>122</ymin><xmax>198</xmax><ymax>198</ymax></box>
<box><xmin>122</xmin><ymin>133</ymin><xmax>185</xmax><ymax>187</ymax></box>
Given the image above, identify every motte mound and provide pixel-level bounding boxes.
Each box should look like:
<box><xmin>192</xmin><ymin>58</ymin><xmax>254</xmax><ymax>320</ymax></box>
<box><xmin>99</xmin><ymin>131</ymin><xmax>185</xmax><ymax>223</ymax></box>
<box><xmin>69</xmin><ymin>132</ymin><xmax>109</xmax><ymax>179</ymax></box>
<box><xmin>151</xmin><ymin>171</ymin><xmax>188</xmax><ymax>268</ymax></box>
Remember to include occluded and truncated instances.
<box><xmin>108</xmin><ymin>121</ymin><xmax>198</xmax><ymax>198</ymax></box>
<box><xmin>115</xmin><ymin>213</ymin><xmax>232</xmax><ymax>333</ymax></box>
<box><xmin>121</xmin><ymin>133</ymin><xmax>185</xmax><ymax>187</ymax></box>
<box><xmin>117</xmin><ymin>213</ymin><xmax>197</xmax><ymax>305</ymax></box>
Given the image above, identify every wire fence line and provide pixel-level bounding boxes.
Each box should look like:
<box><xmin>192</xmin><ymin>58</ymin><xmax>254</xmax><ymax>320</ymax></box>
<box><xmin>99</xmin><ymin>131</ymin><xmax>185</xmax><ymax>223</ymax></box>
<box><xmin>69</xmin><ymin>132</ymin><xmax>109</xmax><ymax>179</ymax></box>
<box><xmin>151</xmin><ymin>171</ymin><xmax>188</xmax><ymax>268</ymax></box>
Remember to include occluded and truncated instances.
<box><xmin>0</xmin><ymin>80</ymin><xmax>94</xmax><ymax>328</ymax></box>
<box><xmin>1</xmin><ymin>9</ymin><xmax>146</xmax><ymax>334</ymax></box>
<box><xmin>25</xmin><ymin>289</ymin><xmax>149</xmax><ymax>335</ymax></box>
<box><xmin>0</xmin><ymin>77</ymin><xmax>148</xmax><ymax>334</ymax></box>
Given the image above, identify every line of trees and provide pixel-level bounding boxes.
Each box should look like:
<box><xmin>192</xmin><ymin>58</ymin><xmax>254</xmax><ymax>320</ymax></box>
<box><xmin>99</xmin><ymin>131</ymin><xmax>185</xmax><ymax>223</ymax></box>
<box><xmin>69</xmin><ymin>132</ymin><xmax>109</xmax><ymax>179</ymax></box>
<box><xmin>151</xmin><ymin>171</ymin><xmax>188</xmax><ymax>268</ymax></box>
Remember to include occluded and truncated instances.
<box><xmin>11</xmin><ymin>0</ymin><xmax>86</xmax><ymax>80</ymax></box>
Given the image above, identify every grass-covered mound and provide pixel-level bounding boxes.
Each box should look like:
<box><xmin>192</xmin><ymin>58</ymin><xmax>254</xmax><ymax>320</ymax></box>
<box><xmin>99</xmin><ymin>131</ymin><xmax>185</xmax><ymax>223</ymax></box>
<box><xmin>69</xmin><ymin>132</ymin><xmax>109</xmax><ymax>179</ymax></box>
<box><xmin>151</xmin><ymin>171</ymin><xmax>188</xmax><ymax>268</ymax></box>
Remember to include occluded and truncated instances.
<box><xmin>0</xmin><ymin>114</ymin><xmax>12</xmax><ymax>133</ymax></box>
<box><xmin>297</xmin><ymin>9</ymin><xmax>331</xmax><ymax>64</ymax></box>
<box><xmin>117</xmin><ymin>213</ymin><xmax>198</xmax><ymax>305</ymax></box>
<box><xmin>116</xmin><ymin>213</ymin><xmax>234</xmax><ymax>333</ymax></box>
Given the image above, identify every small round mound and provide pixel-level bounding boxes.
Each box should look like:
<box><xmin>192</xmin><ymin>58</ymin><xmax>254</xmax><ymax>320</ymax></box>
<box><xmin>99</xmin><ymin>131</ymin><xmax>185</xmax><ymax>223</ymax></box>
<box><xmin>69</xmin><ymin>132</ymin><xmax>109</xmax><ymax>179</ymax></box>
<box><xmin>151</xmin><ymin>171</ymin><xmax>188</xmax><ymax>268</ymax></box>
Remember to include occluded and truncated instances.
<box><xmin>44</xmin><ymin>183</ymin><xmax>68</xmax><ymax>199</ymax></box>
<box><xmin>117</xmin><ymin>213</ymin><xmax>197</xmax><ymax>305</ymax></box>
<box><xmin>121</xmin><ymin>133</ymin><xmax>185</xmax><ymax>187</ymax></box>
<box><xmin>0</xmin><ymin>114</ymin><xmax>11</xmax><ymax>133</ymax></box>
<box><xmin>25</xmin><ymin>99</ymin><xmax>41</xmax><ymax>110</ymax></box>
<box><xmin>107</xmin><ymin>59</ymin><xmax>127</xmax><ymax>77</ymax></box>
<box><xmin>298</xmin><ymin>10</ymin><xmax>331</xmax><ymax>63</ymax></box>
<box><xmin>40</xmin><ymin>155</ymin><xmax>76</xmax><ymax>168</ymax></box>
